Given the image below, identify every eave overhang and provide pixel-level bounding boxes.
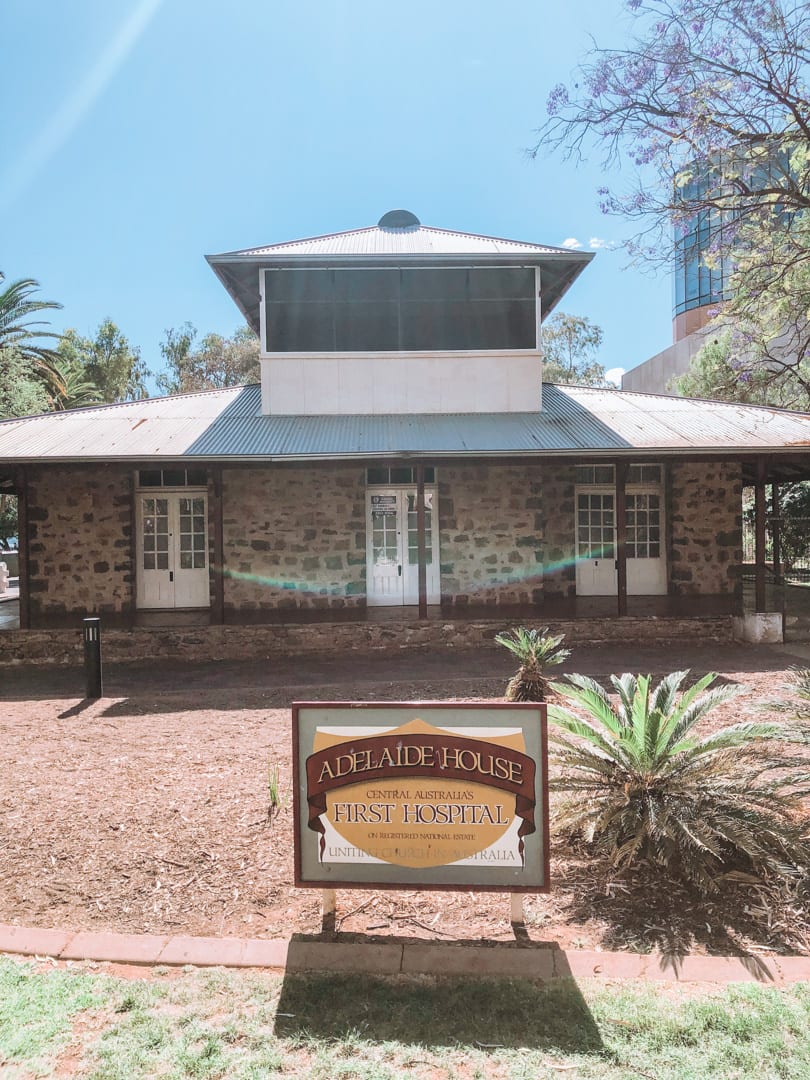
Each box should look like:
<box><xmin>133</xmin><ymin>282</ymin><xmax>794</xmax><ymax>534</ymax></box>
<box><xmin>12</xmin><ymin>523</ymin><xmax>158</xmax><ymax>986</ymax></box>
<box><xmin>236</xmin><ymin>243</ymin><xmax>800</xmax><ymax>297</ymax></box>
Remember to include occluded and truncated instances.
<box><xmin>206</xmin><ymin>249</ymin><xmax>594</xmax><ymax>336</ymax></box>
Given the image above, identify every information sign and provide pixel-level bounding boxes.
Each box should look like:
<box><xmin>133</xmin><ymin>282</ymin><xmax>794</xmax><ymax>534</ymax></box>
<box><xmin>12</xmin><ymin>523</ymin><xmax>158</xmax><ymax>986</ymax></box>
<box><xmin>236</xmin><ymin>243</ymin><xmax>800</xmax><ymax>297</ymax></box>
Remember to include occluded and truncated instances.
<box><xmin>293</xmin><ymin>702</ymin><xmax>549</xmax><ymax>892</ymax></box>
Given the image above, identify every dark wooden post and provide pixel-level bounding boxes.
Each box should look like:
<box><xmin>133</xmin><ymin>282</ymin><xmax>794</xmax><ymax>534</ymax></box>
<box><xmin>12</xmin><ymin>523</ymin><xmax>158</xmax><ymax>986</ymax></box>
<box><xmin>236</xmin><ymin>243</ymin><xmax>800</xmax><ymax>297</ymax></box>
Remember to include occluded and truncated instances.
<box><xmin>15</xmin><ymin>467</ymin><xmax>30</xmax><ymax>630</ymax></box>
<box><xmin>416</xmin><ymin>464</ymin><xmax>427</xmax><ymax>620</ymax></box>
<box><xmin>210</xmin><ymin>467</ymin><xmax>225</xmax><ymax>624</ymax></box>
<box><xmin>83</xmin><ymin>617</ymin><xmax>103</xmax><ymax>698</ymax></box>
<box><xmin>755</xmin><ymin>458</ymin><xmax>767</xmax><ymax>612</ymax></box>
<box><xmin>615</xmin><ymin>462</ymin><xmax>628</xmax><ymax>616</ymax></box>
<box><xmin>128</xmin><ymin>471</ymin><xmax>137</xmax><ymax>621</ymax></box>
<box><xmin>771</xmin><ymin>481</ymin><xmax>781</xmax><ymax>580</ymax></box>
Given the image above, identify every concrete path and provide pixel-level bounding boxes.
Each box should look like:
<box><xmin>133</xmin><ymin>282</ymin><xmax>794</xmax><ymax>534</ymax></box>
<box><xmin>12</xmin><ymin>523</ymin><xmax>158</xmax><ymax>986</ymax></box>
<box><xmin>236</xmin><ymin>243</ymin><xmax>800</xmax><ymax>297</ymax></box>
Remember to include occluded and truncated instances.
<box><xmin>2</xmin><ymin>923</ymin><xmax>809</xmax><ymax>985</ymax></box>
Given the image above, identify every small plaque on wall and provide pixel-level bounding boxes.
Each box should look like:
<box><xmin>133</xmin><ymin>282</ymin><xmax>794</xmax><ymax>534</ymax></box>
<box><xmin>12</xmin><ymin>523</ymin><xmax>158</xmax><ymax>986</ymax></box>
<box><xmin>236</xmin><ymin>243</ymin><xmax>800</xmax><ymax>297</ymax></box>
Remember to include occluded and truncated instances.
<box><xmin>293</xmin><ymin>701</ymin><xmax>549</xmax><ymax>892</ymax></box>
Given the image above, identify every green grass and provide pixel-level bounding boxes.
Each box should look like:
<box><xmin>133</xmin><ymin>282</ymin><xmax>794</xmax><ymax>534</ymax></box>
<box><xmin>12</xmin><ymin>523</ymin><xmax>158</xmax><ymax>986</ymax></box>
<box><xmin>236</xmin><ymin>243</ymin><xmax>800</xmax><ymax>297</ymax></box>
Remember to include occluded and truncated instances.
<box><xmin>0</xmin><ymin>958</ymin><xmax>105</xmax><ymax>1076</ymax></box>
<box><xmin>1</xmin><ymin>957</ymin><xmax>809</xmax><ymax>1079</ymax></box>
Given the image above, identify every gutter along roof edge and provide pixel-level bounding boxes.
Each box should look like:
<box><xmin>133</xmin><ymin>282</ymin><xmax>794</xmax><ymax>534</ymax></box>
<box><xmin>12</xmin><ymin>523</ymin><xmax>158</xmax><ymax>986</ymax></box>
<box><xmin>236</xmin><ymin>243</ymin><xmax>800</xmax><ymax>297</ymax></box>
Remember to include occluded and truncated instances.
<box><xmin>5</xmin><ymin>446</ymin><xmax>810</xmax><ymax>466</ymax></box>
<box><xmin>206</xmin><ymin>251</ymin><xmax>594</xmax><ymax>265</ymax></box>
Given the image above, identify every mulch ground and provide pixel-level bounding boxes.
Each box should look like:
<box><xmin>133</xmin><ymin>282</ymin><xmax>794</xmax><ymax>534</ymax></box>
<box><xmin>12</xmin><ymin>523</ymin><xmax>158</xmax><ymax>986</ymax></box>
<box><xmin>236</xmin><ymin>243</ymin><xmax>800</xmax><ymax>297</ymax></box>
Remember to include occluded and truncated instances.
<box><xmin>1</xmin><ymin>644</ymin><xmax>808</xmax><ymax>956</ymax></box>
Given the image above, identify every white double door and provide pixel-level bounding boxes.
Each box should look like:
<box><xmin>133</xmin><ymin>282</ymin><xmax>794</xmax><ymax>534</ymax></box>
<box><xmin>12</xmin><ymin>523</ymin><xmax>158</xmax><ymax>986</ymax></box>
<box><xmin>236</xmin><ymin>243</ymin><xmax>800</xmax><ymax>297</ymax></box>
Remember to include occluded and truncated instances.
<box><xmin>575</xmin><ymin>487</ymin><xmax>667</xmax><ymax>596</ymax></box>
<box><xmin>367</xmin><ymin>488</ymin><xmax>440</xmax><ymax>606</ymax></box>
<box><xmin>136</xmin><ymin>491</ymin><xmax>210</xmax><ymax>609</ymax></box>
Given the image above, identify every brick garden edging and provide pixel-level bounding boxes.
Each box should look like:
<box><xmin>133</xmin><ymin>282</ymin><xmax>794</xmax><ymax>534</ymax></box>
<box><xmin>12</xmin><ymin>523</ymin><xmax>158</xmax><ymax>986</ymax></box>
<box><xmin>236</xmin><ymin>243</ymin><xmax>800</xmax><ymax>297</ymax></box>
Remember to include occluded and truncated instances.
<box><xmin>1</xmin><ymin>922</ymin><xmax>808</xmax><ymax>984</ymax></box>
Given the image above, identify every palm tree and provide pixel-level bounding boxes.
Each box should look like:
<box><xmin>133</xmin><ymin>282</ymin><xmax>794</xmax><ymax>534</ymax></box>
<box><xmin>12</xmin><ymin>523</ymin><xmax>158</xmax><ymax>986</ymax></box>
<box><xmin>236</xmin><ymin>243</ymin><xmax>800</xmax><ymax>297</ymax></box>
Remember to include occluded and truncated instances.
<box><xmin>547</xmin><ymin>670</ymin><xmax>810</xmax><ymax>893</ymax></box>
<box><xmin>495</xmin><ymin>626</ymin><xmax>571</xmax><ymax>702</ymax></box>
<box><xmin>0</xmin><ymin>272</ymin><xmax>64</xmax><ymax>396</ymax></box>
<box><xmin>48</xmin><ymin>356</ymin><xmax>103</xmax><ymax>410</ymax></box>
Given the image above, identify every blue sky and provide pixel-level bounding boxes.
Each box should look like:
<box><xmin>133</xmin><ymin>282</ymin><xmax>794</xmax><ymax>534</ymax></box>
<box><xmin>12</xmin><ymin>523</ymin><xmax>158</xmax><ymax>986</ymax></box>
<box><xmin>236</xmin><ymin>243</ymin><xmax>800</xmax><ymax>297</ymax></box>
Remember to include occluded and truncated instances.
<box><xmin>2</xmin><ymin>0</ymin><xmax>671</xmax><ymax>388</ymax></box>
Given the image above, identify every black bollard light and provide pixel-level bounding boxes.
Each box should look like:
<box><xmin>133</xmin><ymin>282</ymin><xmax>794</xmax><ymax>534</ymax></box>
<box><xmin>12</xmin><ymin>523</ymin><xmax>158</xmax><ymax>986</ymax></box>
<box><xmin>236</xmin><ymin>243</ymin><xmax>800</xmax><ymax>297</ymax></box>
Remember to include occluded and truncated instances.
<box><xmin>83</xmin><ymin>616</ymin><xmax>103</xmax><ymax>699</ymax></box>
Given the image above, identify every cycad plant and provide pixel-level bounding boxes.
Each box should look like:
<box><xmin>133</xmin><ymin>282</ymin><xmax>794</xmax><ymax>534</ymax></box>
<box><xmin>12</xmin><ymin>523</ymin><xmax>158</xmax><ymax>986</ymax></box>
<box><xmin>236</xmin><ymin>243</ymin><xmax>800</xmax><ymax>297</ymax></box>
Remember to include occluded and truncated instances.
<box><xmin>776</xmin><ymin>668</ymin><xmax>810</xmax><ymax>721</ymax></box>
<box><xmin>547</xmin><ymin>670</ymin><xmax>810</xmax><ymax>893</ymax></box>
<box><xmin>495</xmin><ymin>626</ymin><xmax>571</xmax><ymax>702</ymax></box>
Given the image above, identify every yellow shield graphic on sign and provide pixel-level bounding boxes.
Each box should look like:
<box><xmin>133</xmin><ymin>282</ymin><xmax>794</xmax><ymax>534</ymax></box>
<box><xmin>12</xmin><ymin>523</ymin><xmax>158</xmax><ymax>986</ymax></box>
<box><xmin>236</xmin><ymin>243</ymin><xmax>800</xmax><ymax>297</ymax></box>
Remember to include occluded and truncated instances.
<box><xmin>311</xmin><ymin>718</ymin><xmax>530</xmax><ymax>869</ymax></box>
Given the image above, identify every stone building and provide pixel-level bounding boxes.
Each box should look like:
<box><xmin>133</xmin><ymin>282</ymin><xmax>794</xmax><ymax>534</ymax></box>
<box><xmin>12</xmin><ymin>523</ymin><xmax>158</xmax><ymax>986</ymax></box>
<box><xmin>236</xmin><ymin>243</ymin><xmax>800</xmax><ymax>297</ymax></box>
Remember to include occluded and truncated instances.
<box><xmin>2</xmin><ymin>210</ymin><xmax>810</xmax><ymax>661</ymax></box>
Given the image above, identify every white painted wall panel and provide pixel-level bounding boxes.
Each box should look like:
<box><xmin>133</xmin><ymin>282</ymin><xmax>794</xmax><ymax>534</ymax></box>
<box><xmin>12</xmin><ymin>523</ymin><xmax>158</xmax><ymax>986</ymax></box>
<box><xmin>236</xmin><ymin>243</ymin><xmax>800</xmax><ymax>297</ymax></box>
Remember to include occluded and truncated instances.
<box><xmin>261</xmin><ymin>353</ymin><xmax>542</xmax><ymax>415</ymax></box>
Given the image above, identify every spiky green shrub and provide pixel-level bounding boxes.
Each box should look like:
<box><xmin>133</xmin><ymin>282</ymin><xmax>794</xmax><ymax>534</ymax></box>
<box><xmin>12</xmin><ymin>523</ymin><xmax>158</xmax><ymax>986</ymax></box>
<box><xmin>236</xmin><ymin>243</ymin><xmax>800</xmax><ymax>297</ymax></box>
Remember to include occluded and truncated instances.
<box><xmin>776</xmin><ymin>668</ymin><xmax>810</xmax><ymax>721</ymax></box>
<box><xmin>495</xmin><ymin>626</ymin><xmax>570</xmax><ymax>702</ymax></box>
<box><xmin>547</xmin><ymin>670</ymin><xmax>810</xmax><ymax>893</ymax></box>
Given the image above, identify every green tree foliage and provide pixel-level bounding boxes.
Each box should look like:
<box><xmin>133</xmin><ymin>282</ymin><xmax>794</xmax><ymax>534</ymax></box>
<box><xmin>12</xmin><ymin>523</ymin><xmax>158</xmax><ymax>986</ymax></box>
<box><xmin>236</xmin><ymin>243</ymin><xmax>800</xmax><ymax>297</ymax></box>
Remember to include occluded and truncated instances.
<box><xmin>46</xmin><ymin>356</ymin><xmax>105</xmax><ymax>411</ymax></box>
<box><xmin>536</xmin><ymin>0</ymin><xmax>810</xmax><ymax>405</ymax></box>
<box><xmin>674</xmin><ymin>332</ymin><xmax>779</xmax><ymax>404</ymax></box>
<box><xmin>156</xmin><ymin>324</ymin><xmax>260</xmax><ymax>394</ymax></box>
<box><xmin>0</xmin><ymin>272</ymin><xmax>63</xmax><ymax>398</ymax></box>
<box><xmin>56</xmin><ymin>319</ymin><xmax>148</xmax><ymax>404</ymax></box>
<box><xmin>0</xmin><ymin>349</ymin><xmax>51</xmax><ymax>420</ymax></box>
<box><xmin>541</xmin><ymin>312</ymin><xmax>608</xmax><ymax>386</ymax></box>
<box><xmin>0</xmin><ymin>348</ymin><xmax>52</xmax><ymax>547</ymax></box>
<box><xmin>774</xmin><ymin>484</ymin><xmax>810</xmax><ymax>573</ymax></box>
<box><xmin>548</xmin><ymin>669</ymin><xmax>810</xmax><ymax>893</ymax></box>
<box><xmin>0</xmin><ymin>496</ymin><xmax>16</xmax><ymax>547</ymax></box>
<box><xmin>724</xmin><ymin>211</ymin><xmax>810</xmax><ymax>406</ymax></box>
<box><xmin>0</xmin><ymin>272</ymin><xmax>64</xmax><ymax>544</ymax></box>
<box><xmin>742</xmin><ymin>480</ymin><xmax>810</xmax><ymax>574</ymax></box>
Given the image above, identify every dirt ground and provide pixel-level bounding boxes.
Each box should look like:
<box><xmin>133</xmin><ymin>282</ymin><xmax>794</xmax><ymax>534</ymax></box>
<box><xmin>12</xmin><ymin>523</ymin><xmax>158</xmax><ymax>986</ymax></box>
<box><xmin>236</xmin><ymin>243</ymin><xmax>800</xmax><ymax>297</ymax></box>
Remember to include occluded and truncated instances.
<box><xmin>1</xmin><ymin>642</ymin><xmax>808</xmax><ymax>956</ymax></box>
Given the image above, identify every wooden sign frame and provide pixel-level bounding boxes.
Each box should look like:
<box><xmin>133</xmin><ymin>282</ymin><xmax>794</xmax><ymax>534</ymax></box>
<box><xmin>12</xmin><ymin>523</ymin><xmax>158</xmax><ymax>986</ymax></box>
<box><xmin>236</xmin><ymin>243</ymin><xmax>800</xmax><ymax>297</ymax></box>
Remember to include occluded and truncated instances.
<box><xmin>293</xmin><ymin>701</ymin><xmax>550</xmax><ymax>893</ymax></box>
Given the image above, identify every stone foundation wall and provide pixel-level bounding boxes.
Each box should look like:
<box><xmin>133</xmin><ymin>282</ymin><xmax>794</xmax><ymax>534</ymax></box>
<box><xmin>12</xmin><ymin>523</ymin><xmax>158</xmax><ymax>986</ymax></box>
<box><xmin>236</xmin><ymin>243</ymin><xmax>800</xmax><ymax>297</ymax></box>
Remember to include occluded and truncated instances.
<box><xmin>0</xmin><ymin>615</ymin><xmax>735</xmax><ymax>666</ymax></box>
<box><xmin>26</xmin><ymin>466</ymin><xmax>134</xmax><ymax>620</ymax></box>
<box><xmin>669</xmin><ymin>462</ymin><xmax>742</xmax><ymax>595</ymax></box>
<box><xmin>437</xmin><ymin>464</ymin><xmax>544</xmax><ymax>606</ymax></box>
<box><xmin>221</xmin><ymin>465</ymin><xmax>366</xmax><ymax>612</ymax></box>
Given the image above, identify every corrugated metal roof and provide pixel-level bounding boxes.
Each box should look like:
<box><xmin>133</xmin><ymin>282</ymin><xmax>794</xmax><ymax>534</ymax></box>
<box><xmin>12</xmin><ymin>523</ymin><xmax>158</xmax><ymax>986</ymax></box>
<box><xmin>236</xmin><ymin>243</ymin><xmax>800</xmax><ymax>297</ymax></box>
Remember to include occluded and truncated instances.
<box><xmin>2</xmin><ymin>383</ymin><xmax>810</xmax><ymax>462</ymax></box>
<box><xmin>214</xmin><ymin>224</ymin><xmax>570</xmax><ymax>259</ymax></box>
<box><xmin>206</xmin><ymin>216</ymin><xmax>594</xmax><ymax>335</ymax></box>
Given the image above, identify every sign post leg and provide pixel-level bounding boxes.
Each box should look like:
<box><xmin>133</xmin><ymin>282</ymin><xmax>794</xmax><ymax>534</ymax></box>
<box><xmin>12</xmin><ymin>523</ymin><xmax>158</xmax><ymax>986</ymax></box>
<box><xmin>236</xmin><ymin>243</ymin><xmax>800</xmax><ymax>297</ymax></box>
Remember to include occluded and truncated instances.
<box><xmin>510</xmin><ymin>893</ymin><xmax>524</xmax><ymax>925</ymax></box>
<box><xmin>321</xmin><ymin>888</ymin><xmax>337</xmax><ymax>933</ymax></box>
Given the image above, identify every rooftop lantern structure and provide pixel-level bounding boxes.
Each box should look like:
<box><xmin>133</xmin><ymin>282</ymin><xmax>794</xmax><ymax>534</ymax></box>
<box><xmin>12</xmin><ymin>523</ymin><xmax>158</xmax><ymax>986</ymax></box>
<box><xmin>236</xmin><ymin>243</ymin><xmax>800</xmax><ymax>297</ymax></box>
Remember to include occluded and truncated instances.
<box><xmin>207</xmin><ymin>212</ymin><xmax>593</xmax><ymax>416</ymax></box>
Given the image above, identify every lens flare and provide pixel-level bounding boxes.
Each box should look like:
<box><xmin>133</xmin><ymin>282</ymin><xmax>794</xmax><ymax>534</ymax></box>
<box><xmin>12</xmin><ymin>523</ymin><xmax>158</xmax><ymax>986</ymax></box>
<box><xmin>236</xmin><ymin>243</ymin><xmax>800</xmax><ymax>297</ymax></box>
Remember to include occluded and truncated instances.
<box><xmin>0</xmin><ymin>0</ymin><xmax>163</xmax><ymax>210</ymax></box>
<box><xmin>219</xmin><ymin>553</ymin><xmax>586</xmax><ymax>597</ymax></box>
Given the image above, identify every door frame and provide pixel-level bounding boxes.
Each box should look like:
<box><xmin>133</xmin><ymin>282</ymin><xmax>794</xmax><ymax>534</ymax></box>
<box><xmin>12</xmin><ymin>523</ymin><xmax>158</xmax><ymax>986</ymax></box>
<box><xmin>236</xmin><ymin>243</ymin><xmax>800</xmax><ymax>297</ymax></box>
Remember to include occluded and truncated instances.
<box><xmin>574</xmin><ymin>485</ymin><xmax>618</xmax><ymax>596</ymax></box>
<box><xmin>366</xmin><ymin>485</ymin><xmax>440</xmax><ymax>607</ymax></box>
<box><xmin>575</xmin><ymin>480</ymin><xmax>667</xmax><ymax>597</ymax></box>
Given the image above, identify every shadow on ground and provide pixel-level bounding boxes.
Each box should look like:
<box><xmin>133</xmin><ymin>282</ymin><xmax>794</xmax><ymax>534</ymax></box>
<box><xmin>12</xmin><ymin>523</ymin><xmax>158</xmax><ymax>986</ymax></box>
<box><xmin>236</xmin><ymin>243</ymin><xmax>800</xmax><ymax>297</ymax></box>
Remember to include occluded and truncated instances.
<box><xmin>275</xmin><ymin>965</ymin><xmax>608</xmax><ymax>1058</ymax></box>
<box><xmin>559</xmin><ymin>856</ymin><xmax>806</xmax><ymax>961</ymax></box>
<box><xmin>0</xmin><ymin>643</ymin><xmax>793</xmax><ymax>705</ymax></box>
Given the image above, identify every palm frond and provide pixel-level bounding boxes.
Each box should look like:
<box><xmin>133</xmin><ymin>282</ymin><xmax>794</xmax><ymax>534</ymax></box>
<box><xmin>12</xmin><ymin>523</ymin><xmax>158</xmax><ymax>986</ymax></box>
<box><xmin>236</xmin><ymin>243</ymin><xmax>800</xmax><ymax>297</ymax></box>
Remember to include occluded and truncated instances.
<box><xmin>496</xmin><ymin>625</ymin><xmax>570</xmax><ymax>702</ymax></box>
<box><xmin>548</xmin><ymin>667</ymin><xmax>810</xmax><ymax>894</ymax></box>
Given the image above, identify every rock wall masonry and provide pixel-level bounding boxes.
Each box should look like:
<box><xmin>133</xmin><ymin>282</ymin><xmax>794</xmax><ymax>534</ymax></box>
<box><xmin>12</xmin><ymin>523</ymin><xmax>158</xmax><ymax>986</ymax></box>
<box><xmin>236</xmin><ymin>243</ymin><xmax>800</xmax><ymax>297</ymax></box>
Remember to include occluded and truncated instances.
<box><xmin>25</xmin><ymin>466</ymin><xmax>134</xmax><ymax>619</ymax></box>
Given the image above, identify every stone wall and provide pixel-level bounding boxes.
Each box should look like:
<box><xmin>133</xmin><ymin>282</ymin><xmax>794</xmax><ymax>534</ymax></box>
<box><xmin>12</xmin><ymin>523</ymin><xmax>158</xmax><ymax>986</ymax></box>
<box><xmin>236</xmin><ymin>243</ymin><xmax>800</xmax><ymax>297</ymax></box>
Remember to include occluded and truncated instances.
<box><xmin>16</xmin><ymin>458</ymin><xmax>744</xmax><ymax>630</ymax></box>
<box><xmin>0</xmin><ymin>615</ymin><xmax>735</xmax><ymax>666</ymax></box>
<box><xmin>437</xmin><ymin>464</ymin><xmax>544</xmax><ymax>606</ymax></box>
<box><xmin>26</xmin><ymin>465</ymin><xmax>134</xmax><ymax>622</ymax></box>
<box><xmin>221</xmin><ymin>465</ymin><xmax>366</xmax><ymax>613</ymax></box>
<box><xmin>669</xmin><ymin>461</ymin><xmax>742</xmax><ymax>595</ymax></box>
<box><xmin>540</xmin><ymin>464</ymin><xmax>577</xmax><ymax>597</ymax></box>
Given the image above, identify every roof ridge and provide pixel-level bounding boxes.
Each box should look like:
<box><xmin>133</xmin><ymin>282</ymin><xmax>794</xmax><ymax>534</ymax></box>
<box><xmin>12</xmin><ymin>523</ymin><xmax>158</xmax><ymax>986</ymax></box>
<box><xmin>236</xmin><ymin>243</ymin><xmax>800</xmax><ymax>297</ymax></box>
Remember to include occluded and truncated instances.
<box><xmin>214</xmin><ymin>222</ymin><xmax>573</xmax><ymax>257</ymax></box>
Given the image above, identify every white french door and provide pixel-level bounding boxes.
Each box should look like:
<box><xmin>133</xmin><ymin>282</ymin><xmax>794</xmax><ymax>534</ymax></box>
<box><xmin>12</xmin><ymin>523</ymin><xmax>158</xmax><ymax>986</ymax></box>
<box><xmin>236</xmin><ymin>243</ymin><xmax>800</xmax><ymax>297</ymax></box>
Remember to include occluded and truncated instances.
<box><xmin>626</xmin><ymin>491</ymin><xmax>666</xmax><ymax>594</ymax></box>
<box><xmin>575</xmin><ymin>490</ymin><xmax>618</xmax><ymax>595</ymax></box>
<box><xmin>575</xmin><ymin>487</ymin><xmax>667</xmax><ymax>596</ymax></box>
<box><xmin>366</xmin><ymin>488</ymin><xmax>440</xmax><ymax>606</ymax></box>
<box><xmin>136</xmin><ymin>491</ymin><xmax>210</xmax><ymax>609</ymax></box>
